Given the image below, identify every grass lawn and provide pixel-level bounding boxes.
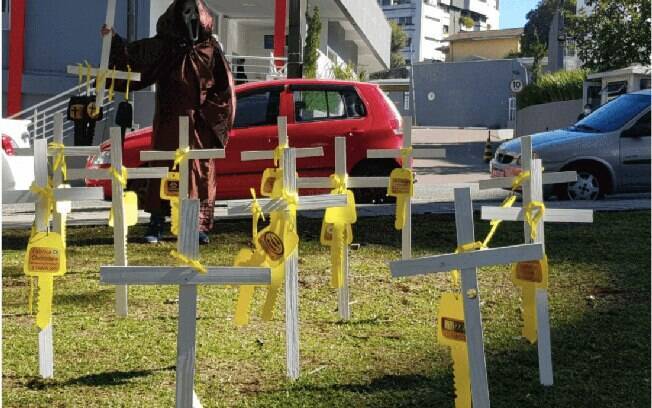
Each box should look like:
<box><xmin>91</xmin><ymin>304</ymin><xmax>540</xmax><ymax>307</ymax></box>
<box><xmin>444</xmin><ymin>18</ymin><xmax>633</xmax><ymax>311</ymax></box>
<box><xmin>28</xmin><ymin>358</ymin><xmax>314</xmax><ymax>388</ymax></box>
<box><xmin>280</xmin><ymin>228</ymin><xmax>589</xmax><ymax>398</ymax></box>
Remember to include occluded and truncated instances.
<box><xmin>2</xmin><ymin>211</ymin><xmax>650</xmax><ymax>407</ymax></box>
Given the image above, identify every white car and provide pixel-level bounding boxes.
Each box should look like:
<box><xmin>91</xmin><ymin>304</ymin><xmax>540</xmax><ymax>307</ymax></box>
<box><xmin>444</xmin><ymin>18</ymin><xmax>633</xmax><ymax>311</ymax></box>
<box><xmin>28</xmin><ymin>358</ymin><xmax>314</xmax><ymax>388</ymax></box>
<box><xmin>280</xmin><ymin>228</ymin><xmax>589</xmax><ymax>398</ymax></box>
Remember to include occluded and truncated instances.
<box><xmin>1</xmin><ymin>118</ymin><xmax>34</xmax><ymax>191</ymax></box>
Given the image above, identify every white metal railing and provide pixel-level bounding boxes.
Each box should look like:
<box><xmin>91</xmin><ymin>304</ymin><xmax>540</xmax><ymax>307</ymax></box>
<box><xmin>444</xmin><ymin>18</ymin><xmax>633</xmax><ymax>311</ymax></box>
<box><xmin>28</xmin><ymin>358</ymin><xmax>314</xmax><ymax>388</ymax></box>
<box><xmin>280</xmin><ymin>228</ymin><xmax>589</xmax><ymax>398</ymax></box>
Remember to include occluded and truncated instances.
<box><xmin>8</xmin><ymin>79</ymin><xmax>116</xmax><ymax>144</ymax></box>
<box><xmin>225</xmin><ymin>53</ymin><xmax>287</xmax><ymax>84</ymax></box>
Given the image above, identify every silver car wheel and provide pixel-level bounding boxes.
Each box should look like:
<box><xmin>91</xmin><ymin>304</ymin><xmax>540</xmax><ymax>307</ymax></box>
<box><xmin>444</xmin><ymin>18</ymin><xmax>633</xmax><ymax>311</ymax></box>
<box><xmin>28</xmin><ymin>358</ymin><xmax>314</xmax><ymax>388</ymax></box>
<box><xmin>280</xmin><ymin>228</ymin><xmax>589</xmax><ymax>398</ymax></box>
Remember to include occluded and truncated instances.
<box><xmin>567</xmin><ymin>171</ymin><xmax>600</xmax><ymax>201</ymax></box>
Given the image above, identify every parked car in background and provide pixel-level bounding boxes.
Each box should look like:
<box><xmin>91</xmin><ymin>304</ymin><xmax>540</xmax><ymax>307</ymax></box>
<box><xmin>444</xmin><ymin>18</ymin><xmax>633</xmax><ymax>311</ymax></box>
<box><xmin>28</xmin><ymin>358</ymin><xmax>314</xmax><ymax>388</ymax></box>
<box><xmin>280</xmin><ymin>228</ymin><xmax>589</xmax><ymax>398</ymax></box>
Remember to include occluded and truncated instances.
<box><xmin>86</xmin><ymin>79</ymin><xmax>403</xmax><ymax>203</ymax></box>
<box><xmin>491</xmin><ymin>89</ymin><xmax>651</xmax><ymax>200</ymax></box>
<box><xmin>1</xmin><ymin>118</ymin><xmax>34</xmax><ymax>191</ymax></box>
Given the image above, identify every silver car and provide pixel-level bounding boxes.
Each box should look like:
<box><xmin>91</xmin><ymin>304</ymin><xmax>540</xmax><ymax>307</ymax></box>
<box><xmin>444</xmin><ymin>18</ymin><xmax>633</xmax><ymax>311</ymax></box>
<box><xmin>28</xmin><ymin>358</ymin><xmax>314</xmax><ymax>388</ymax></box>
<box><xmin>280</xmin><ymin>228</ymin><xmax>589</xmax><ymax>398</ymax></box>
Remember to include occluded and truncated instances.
<box><xmin>491</xmin><ymin>89</ymin><xmax>651</xmax><ymax>200</ymax></box>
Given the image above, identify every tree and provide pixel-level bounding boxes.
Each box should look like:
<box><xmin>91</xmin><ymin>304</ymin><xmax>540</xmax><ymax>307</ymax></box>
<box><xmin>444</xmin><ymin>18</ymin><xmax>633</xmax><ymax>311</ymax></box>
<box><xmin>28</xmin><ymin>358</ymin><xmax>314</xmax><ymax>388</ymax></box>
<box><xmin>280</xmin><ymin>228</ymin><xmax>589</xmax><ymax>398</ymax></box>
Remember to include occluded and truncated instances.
<box><xmin>567</xmin><ymin>0</ymin><xmax>651</xmax><ymax>72</ymax></box>
<box><xmin>303</xmin><ymin>6</ymin><xmax>322</xmax><ymax>79</ymax></box>
<box><xmin>521</xmin><ymin>0</ymin><xmax>577</xmax><ymax>57</ymax></box>
<box><xmin>390</xmin><ymin>21</ymin><xmax>408</xmax><ymax>69</ymax></box>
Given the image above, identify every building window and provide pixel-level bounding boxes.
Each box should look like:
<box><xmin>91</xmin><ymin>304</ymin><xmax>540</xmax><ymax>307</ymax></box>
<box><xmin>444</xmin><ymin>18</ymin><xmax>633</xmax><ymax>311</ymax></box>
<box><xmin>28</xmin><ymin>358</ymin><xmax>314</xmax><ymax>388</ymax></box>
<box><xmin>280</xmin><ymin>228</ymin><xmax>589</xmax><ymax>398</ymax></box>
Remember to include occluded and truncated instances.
<box><xmin>443</xmin><ymin>25</ymin><xmax>449</xmax><ymax>34</ymax></box>
<box><xmin>406</xmin><ymin>37</ymin><xmax>412</xmax><ymax>48</ymax></box>
<box><xmin>2</xmin><ymin>0</ymin><xmax>10</xmax><ymax>30</ymax></box>
<box><xmin>396</xmin><ymin>16</ymin><xmax>413</xmax><ymax>26</ymax></box>
<box><xmin>641</xmin><ymin>78</ymin><xmax>651</xmax><ymax>90</ymax></box>
<box><xmin>403</xmin><ymin>92</ymin><xmax>410</xmax><ymax>111</ymax></box>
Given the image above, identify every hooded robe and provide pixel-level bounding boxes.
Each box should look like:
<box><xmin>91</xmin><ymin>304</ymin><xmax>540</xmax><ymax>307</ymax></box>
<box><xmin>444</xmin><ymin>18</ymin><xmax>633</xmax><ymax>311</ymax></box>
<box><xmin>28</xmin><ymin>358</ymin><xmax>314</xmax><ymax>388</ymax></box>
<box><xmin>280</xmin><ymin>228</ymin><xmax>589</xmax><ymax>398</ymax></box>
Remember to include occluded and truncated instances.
<box><xmin>109</xmin><ymin>0</ymin><xmax>235</xmax><ymax>225</ymax></box>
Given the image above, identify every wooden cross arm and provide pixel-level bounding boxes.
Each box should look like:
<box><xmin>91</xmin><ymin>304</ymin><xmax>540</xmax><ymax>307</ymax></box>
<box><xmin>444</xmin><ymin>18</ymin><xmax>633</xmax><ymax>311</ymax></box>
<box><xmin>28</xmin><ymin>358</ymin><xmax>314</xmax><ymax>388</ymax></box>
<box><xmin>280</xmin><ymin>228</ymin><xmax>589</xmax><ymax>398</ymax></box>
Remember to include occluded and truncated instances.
<box><xmin>241</xmin><ymin>147</ymin><xmax>324</xmax><ymax>162</ymax></box>
<box><xmin>67</xmin><ymin>167</ymin><xmax>168</xmax><ymax>181</ymax></box>
<box><xmin>3</xmin><ymin>190</ymin><xmax>36</xmax><ymax>204</ymax></box>
<box><xmin>297</xmin><ymin>176</ymin><xmax>389</xmax><ymax>189</ymax></box>
<box><xmin>140</xmin><ymin>149</ymin><xmax>226</xmax><ymax>161</ymax></box>
<box><xmin>367</xmin><ymin>148</ymin><xmax>446</xmax><ymax>160</ymax></box>
<box><xmin>100</xmin><ymin>266</ymin><xmax>271</xmax><ymax>286</ymax></box>
<box><xmin>481</xmin><ymin>206</ymin><xmax>594</xmax><ymax>223</ymax></box>
<box><xmin>66</xmin><ymin>65</ymin><xmax>142</xmax><ymax>82</ymax></box>
<box><xmin>227</xmin><ymin>193</ymin><xmax>347</xmax><ymax>216</ymax></box>
<box><xmin>54</xmin><ymin>187</ymin><xmax>104</xmax><ymax>201</ymax></box>
<box><xmin>14</xmin><ymin>146</ymin><xmax>101</xmax><ymax>157</ymax></box>
<box><xmin>478</xmin><ymin>171</ymin><xmax>577</xmax><ymax>190</ymax></box>
<box><xmin>390</xmin><ymin>243</ymin><xmax>545</xmax><ymax>278</ymax></box>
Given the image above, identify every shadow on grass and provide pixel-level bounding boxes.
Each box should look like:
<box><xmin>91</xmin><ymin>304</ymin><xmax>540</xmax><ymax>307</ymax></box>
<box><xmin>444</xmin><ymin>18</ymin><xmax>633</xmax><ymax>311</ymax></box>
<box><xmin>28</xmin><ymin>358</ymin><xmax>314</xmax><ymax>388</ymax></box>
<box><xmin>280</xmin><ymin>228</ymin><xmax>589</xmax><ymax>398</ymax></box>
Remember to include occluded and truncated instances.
<box><xmin>26</xmin><ymin>366</ymin><xmax>175</xmax><ymax>389</ymax></box>
<box><xmin>55</xmin><ymin>289</ymin><xmax>113</xmax><ymax>307</ymax></box>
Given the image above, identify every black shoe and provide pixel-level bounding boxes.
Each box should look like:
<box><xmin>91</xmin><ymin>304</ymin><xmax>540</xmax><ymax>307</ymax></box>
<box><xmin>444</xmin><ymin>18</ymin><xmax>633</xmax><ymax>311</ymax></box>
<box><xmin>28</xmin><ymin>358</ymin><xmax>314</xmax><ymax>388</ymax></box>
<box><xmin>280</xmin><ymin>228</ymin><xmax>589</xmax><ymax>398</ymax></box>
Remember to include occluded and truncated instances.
<box><xmin>198</xmin><ymin>231</ymin><xmax>210</xmax><ymax>245</ymax></box>
<box><xmin>144</xmin><ymin>215</ymin><xmax>164</xmax><ymax>244</ymax></box>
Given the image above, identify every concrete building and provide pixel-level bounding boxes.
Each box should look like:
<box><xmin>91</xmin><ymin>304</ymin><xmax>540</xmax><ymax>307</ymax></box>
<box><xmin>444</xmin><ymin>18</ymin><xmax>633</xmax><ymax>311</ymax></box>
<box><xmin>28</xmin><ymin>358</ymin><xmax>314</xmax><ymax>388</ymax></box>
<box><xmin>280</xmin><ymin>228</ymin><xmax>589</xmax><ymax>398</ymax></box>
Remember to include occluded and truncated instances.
<box><xmin>378</xmin><ymin>0</ymin><xmax>499</xmax><ymax>63</ymax></box>
<box><xmin>3</xmin><ymin>0</ymin><xmax>390</xmax><ymax>119</ymax></box>
<box><xmin>447</xmin><ymin>27</ymin><xmax>522</xmax><ymax>62</ymax></box>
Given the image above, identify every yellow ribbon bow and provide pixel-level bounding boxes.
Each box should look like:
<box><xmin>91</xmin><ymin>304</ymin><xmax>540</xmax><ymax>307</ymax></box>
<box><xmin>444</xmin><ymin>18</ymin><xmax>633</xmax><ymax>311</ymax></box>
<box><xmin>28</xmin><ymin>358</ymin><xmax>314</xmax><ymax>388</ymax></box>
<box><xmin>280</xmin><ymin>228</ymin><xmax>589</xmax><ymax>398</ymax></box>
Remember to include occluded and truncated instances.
<box><xmin>29</xmin><ymin>181</ymin><xmax>55</xmax><ymax>221</ymax></box>
<box><xmin>524</xmin><ymin>201</ymin><xmax>546</xmax><ymax>240</ymax></box>
<box><xmin>273</xmin><ymin>143</ymin><xmax>289</xmax><ymax>166</ymax></box>
<box><xmin>173</xmin><ymin>147</ymin><xmax>190</xmax><ymax>170</ymax></box>
<box><xmin>330</xmin><ymin>174</ymin><xmax>349</xmax><ymax>193</ymax></box>
<box><xmin>170</xmin><ymin>250</ymin><xmax>207</xmax><ymax>274</ymax></box>
<box><xmin>511</xmin><ymin>170</ymin><xmax>531</xmax><ymax>190</ymax></box>
<box><xmin>450</xmin><ymin>241</ymin><xmax>485</xmax><ymax>288</ymax></box>
<box><xmin>48</xmin><ymin>142</ymin><xmax>67</xmax><ymax>181</ymax></box>
<box><xmin>108</xmin><ymin>66</ymin><xmax>117</xmax><ymax>102</ymax></box>
<box><xmin>84</xmin><ymin>60</ymin><xmax>92</xmax><ymax>95</ymax></box>
<box><xmin>110</xmin><ymin>166</ymin><xmax>128</xmax><ymax>188</ymax></box>
<box><xmin>400</xmin><ymin>146</ymin><xmax>413</xmax><ymax>165</ymax></box>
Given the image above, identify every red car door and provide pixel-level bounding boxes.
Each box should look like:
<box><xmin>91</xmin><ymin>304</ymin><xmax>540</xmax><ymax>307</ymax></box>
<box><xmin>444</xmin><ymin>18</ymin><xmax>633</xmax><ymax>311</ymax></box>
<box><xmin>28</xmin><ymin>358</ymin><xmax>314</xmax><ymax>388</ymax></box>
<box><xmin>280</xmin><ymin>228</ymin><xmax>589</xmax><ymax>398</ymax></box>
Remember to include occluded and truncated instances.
<box><xmin>287</xmin><ymin>84</ymin><xmax>370</xmax><ymax>178</ymax></box>
<box><xmin>215</xmin><ymin>84</ymin><xmax>287</xmax><ymax>199</ymax></box>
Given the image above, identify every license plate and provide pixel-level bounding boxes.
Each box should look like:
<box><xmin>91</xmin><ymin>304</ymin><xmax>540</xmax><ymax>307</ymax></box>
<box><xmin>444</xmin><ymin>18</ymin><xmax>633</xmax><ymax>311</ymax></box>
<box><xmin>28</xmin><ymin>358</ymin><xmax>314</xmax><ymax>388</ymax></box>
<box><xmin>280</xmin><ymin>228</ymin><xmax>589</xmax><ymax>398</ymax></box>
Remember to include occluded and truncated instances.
<box><xmin>491</xmin><ymin>168</ymin><xmax>505</xmax><ymax>178</ymax></box>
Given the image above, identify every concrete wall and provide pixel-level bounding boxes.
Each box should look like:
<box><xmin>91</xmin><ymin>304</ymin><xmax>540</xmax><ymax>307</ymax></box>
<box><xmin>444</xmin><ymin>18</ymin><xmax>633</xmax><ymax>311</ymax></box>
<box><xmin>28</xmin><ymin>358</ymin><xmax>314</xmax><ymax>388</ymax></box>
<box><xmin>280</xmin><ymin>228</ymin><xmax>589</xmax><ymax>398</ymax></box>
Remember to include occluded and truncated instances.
<box><xmin>516</xmin><ymin>99</ymin><xmax>583</xmax><ymax>137</ymax></box>
<box><xmin>449</xmin><ymin>37</ymin><xmax>521</xmax><ymax>62</ymax></box>
<box><xmin>413</xmin><ymin>59</ymin><xmax>528</xmax><ymax>128</ymax></box>
<box><xmin>3</xmin><ymin>0</ymin><xmax>152</xmax><ymax>117</ymax></box>
<box><xmin>327</xmin><ymin>21</ymin><xmax>358</xmax><ymax>66</ymax></box>
<box><xmin>339</xmin><ymin>0</ymin><xmax>391</xmax><ymax>69</ymax></box>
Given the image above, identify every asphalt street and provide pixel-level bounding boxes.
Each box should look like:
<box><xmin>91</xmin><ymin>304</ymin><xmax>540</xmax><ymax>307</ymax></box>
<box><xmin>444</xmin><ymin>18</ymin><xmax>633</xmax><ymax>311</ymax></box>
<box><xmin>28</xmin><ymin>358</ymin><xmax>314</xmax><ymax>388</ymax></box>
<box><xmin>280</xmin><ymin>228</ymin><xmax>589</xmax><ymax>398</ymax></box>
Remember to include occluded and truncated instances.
<box><xmin>3</xmin><ymin>128</ymin><xmax>649</xmax><ymax>228</ymax></box>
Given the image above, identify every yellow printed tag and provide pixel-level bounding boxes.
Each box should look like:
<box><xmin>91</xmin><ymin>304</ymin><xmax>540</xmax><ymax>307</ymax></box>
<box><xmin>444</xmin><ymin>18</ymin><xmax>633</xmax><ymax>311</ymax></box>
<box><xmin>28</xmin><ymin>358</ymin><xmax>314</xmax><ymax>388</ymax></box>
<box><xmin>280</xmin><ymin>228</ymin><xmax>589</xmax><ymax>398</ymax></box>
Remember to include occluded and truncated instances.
<box><xmin>24</xmin><ymin>232</ymin><xmax>66</xmax><ymax>277</ymax></box>
<box><xmin>109</xmin><ymin>191</ymin><xmax>138</xmax><ymax>227</ymax></box>
<box><xmin>255</xmin><ymin>213</ymin><xmax>299</xmax><ymax>266</ymax></box>
<box><xmin>388</xmin><ymin>168</ymin><xmax>414</xmax><ymax>197</ymax></box>
<box><xmin>438</xmin><ymin>293</ymin><xmax>466</xmax><ymax>346</ymax></box>
<box><xmin>160</xmin><ymin>172</ymin><xmax>180</xmax><ymax>200</ymax></box>
<box><xmin>437</xmin><ymin>292</ymin><xmax>471</xmax><ymax>408</ymax></box>
<box><xmin>261</xmin><ymin>168</ymin><xmax>283</xmax><ymax>197</ymax></box>
<box><xmin>512</xmin><ymin>255</ymin><xmax>549</xmax><ymax>343</ymax></box>
<box><xmin>324</xmin><ymin>190</ymin><xmax>357</xmax><ymax>225</ymax></box>
<box><xmin>320</xmin><ymin>221</ymin><xmax>353</xmax><ymax>246</ymax></box>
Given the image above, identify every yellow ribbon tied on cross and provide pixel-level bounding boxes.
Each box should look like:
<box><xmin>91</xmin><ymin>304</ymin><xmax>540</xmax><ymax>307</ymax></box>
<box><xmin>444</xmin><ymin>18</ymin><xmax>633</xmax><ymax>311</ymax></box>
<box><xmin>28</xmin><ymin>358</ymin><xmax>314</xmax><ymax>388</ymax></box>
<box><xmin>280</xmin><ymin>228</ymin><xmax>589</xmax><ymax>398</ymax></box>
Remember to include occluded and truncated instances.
<box><xmin>48</xmin><ymin>142</ymin><xmax>67</xmax><ymax>181</ymax></box>
<box><xmin>438</xmin><ymin>292</ymin><xmax>471</xmax><ymax>408</ymax></box>
<box><xmin>173</xmin><ymin>147</ymin><xmax>190</xmax><ymax>170</ymax></box>
<box><xmin>24</xmin><ymin>231</ymin><xmax>66</xmax><ymax>329</ymax></box>
<box><xmin>320</xmin><ymin>174</ymin><xmax>357</xmax><ymax>288</ymax></box>
<box><xmin>450</xmin><ymin>241</ymin><xmax>485</xmax><ymax>288</ymax></box>
<box><xmin>388</xmin><ymin>147</ymin><xmax>414</xmax><ymax>230</ymax></box>
<box><xmin>29</xmin><ymin>181</ymin><xmax>55</xmax><ymax>225</ymax></box>
<box><xmin>513</xmin><ymin>199</ymin><xmax>547</xmax><ymax>343</ymax></box>
<box><xmin>170</xmin><ymin>250</ymin><xmax>207</xmax><ymax>274</ymax></box>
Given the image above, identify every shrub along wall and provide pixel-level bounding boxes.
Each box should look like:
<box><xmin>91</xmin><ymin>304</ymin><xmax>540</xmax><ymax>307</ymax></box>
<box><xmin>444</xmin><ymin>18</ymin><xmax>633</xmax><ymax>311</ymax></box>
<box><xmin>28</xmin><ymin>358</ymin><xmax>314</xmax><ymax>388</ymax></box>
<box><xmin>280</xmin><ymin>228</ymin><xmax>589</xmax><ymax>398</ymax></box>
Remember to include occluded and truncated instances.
<box><xmin>517</xmin><ymin>69</ymin><xmax>588</xmax><ymax>109</ymax></box>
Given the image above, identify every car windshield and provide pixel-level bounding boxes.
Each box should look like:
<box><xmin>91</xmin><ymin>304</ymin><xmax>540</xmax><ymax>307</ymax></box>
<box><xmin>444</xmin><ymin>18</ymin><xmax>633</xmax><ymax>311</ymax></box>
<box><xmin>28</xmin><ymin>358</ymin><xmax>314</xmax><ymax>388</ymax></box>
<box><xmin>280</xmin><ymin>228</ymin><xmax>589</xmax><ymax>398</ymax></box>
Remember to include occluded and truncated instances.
<box><xmin>572</xmin><ymin>93</ymin><xmax>651</xmax><ymax>133</ymax></box>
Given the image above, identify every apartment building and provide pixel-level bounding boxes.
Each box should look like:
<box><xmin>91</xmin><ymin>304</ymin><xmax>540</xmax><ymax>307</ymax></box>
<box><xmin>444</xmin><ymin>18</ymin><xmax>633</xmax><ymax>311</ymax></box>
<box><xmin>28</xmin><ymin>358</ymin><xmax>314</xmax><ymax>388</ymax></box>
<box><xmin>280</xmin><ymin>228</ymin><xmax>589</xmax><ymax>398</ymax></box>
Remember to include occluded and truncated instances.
<box><xmin>378</xmin><ymin>0</ymin><xmax>499</xmax><ymax>63</ymax></box>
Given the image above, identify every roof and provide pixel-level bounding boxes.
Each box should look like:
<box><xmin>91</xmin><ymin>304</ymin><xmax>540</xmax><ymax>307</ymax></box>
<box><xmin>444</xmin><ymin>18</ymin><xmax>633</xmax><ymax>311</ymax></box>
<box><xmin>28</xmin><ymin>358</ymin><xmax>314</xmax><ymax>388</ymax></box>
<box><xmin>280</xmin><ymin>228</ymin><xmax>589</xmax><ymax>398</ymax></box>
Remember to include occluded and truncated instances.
<box><xmin>447</xmin><ymin>28</ymin><xmax>524</xmax><ymax>42</ymax></box>
<box><xmin>587</xmin><ymin>65</ymin><xmax>651</xmax><ymax>80</ymax></box>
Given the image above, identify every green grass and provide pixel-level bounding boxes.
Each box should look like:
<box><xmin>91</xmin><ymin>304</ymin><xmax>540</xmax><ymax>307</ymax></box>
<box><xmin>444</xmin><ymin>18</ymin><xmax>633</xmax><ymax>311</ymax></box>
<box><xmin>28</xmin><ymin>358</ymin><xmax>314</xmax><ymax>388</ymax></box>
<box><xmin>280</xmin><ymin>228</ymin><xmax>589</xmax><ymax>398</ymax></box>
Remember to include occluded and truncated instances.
<box><xmin>2</xmin><ymin>211</ymin><xmax>650</xmax><ymax>407</ymax></box>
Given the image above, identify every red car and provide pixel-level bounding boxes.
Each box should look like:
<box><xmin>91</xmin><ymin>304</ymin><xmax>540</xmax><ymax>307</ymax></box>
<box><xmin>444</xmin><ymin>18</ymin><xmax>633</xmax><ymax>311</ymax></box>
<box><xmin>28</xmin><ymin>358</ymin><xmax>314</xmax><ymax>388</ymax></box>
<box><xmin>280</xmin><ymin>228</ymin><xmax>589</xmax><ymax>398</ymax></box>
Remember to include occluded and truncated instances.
<box><xmin>86</xmin><ymin>79</ymin><xmax>403</xmax><ymax>203</ymax></box>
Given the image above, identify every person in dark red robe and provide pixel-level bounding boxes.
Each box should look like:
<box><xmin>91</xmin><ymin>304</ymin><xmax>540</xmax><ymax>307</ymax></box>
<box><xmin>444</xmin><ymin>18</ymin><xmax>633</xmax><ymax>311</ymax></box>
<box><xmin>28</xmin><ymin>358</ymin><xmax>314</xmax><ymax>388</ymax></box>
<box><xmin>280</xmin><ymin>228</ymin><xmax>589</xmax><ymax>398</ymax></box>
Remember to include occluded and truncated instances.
<box><xmin>103</xmin><ymin>0</ymin><xmax>235</xmax><ymax>244</ymax></box>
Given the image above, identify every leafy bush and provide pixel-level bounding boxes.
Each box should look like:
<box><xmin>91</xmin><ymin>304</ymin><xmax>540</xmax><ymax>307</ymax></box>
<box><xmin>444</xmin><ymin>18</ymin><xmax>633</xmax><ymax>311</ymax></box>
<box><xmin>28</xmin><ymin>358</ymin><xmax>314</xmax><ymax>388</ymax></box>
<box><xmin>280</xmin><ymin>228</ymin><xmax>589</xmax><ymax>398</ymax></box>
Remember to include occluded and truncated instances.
<box><xmin>517</xmin><ymin>69</ymin><xmax>587</xmax><ymax>109</ymax></box>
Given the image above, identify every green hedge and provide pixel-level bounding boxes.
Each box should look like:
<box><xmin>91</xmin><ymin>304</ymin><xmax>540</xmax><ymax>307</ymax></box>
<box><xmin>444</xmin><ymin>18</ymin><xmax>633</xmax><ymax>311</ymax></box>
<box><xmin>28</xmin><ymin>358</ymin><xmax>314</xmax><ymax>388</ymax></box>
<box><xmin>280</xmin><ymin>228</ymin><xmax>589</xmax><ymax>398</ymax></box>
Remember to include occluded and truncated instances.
<box><xmin>517</xmin><ymin>69</ymin><xmax>588</xmax><ymax>109</ymax></box>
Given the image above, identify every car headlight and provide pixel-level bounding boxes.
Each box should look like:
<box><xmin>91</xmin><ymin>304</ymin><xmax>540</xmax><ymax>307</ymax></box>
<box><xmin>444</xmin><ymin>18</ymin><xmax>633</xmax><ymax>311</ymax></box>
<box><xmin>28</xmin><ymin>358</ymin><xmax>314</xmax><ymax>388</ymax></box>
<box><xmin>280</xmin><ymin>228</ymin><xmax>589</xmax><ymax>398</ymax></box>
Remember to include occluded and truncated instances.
<box><xmin>91</xmin><ymin>150</ymin><xmax>111</xmax><ymax>166</ymax></box>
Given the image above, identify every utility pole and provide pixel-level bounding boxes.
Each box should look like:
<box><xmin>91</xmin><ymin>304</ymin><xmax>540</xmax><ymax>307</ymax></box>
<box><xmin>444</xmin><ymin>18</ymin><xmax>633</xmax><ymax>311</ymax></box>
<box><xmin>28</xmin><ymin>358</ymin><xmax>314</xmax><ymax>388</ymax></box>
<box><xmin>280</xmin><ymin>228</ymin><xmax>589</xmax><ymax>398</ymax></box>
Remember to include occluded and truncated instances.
<box><xmin>547</xmin><ymin>0</ymin><xmax>566</xmax><ymax>72</ymax></box>
<box><xmin>127</xmin><ymin>0</ymin><xmax>136</xmax><ymax>42</ymax></box>
<box><xmin>287</xmin><ymin>0</ymin><xmax>305</xmax><ymax>78</ymax></box>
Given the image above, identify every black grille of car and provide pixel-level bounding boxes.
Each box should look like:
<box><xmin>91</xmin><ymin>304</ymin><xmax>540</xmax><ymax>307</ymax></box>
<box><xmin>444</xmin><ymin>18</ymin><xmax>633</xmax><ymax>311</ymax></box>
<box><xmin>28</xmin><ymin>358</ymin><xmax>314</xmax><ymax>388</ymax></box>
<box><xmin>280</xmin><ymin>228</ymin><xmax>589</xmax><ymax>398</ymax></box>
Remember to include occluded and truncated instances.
<box><xmin>496</xmin><ymin>153</ymin><xmax>514</xmax><ymax>164</ymax></box>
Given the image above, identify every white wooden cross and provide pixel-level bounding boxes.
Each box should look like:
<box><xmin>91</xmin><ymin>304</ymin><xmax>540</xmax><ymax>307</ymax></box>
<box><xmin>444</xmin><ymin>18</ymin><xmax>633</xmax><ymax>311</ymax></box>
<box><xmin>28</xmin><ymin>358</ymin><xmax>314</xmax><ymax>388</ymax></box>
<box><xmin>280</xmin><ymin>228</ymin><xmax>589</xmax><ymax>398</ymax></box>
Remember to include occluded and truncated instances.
<box><xmin>3</xmin><ymin>137</ymin><xmax>104</xmax><ymax>379</ymax></box>
<box><xmin>390</xmin><ymin>187</ymin><xmax>546</xmax><ymax>408</ymax></box>
<box><xmin>66</xmin><ymin>0</ymin><xmax>141</xmax><ymax>112</ymax></box>
<box><xmin>100</xmin><ymin>199</ymin><xmax>271</xmax><ymax>408</ymax></box>
<box><xmin>368</xmin><ymin>118</ymin><xmax>446</xmax><ymax>259</ymax></box>
<box><xmin>139</xmin><ymin>115</ymin><xmax>226</xmax><ymax>228</ymax></box>
<box><xmin>227</xmin><ymin>117</ymin><xmax>347</xmax><ymax>380</ymax></box>
<box><xmin>296</xmin><ymin>137</ymin><xmax>388</xmax><ymax>321</ymax></box>
<box><xmin>477</xmin><ymin>135</ymin><xmax>593</xmax><ymax>386</ymax></box>
<box><xmin>67</xmin><ymin>128</ymin><xmax>169</xmax><ymax>317</ymax></box>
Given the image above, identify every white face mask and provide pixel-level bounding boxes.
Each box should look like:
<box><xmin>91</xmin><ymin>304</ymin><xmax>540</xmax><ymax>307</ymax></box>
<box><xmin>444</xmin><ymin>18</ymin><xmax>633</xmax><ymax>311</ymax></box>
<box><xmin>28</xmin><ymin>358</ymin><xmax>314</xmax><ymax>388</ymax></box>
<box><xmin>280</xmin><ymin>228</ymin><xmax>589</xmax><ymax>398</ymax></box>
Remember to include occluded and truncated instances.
<box><xmin>584</xmin><ymin>108</ymin><xmax>591</xmax><ymax>115</ymax></box>
<box><xmin>181</xmin><ymin>0</ymin><xmax>199</xmax><ymax>43</ymax></box>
